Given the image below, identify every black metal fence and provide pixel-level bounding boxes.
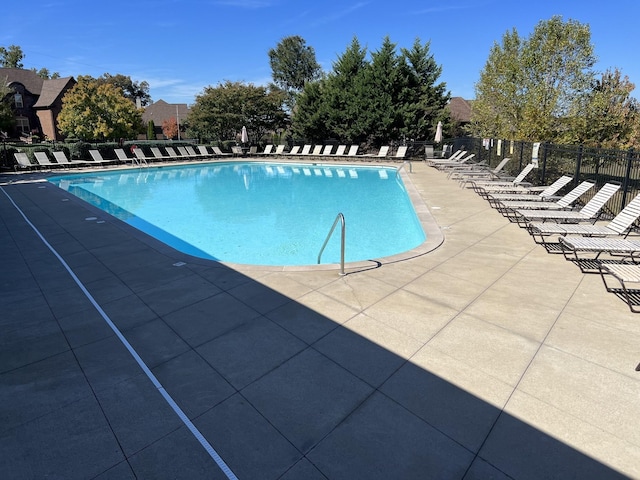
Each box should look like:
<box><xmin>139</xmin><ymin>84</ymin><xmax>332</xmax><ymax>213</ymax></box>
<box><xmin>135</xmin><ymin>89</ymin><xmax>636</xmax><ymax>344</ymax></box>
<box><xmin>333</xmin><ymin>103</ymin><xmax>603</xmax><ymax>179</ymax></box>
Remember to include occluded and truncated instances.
<box><xmin>420</xmin><ymin>137</ymin><xmax>639</xmax><ymax>217</ymax></box>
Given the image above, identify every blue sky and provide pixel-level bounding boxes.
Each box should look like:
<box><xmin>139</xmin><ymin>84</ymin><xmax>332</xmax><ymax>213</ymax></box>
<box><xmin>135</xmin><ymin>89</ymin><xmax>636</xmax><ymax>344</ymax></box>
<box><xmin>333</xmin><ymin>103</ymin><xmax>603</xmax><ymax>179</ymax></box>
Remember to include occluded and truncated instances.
<box><xmin>3</xmin><ymin>0</ymin><xmax>639</xmax><ymax>105</ymax></box>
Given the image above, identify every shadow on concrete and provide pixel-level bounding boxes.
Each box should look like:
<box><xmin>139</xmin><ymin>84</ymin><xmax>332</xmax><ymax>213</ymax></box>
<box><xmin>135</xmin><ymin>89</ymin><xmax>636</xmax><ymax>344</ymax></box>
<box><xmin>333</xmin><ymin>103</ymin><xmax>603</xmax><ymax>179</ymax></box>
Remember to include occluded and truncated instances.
<box><xmin>0</xmin><ymin>176</ymin><xmax>628</xmax><ymax>479</ymax></box>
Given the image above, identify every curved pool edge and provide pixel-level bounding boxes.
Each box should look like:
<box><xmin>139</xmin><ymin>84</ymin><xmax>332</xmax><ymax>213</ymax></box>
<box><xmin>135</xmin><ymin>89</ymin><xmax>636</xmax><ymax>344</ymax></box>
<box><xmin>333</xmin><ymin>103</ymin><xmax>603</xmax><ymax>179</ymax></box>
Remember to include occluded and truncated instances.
<box><xmin>206</xmin><ymin>166</ymin><xmax>445</xmax><ymax>273</ymax></box>
<box><xmin>37</xmin><ymin>160</ymin><xmax>445</xmax><ymax>273</ymax></box>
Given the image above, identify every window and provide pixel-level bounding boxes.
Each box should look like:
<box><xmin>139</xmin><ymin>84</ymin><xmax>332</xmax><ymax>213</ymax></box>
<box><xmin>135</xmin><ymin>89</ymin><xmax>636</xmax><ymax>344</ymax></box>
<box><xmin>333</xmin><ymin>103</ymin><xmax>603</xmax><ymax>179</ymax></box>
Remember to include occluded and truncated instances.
<box><xmin>14</xmin><ymin>93</ymin><xmax>23</xmax><ymax>108</ymax></box>
<box><xmin>16</xmin><ymin>117</ymin><xmax>29</xmax><ymax>135</ymax></box>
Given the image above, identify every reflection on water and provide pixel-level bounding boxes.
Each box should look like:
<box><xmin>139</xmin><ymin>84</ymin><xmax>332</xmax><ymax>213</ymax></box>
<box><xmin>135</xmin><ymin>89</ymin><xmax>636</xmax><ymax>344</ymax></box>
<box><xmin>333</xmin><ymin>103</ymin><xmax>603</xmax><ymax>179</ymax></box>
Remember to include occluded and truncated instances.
<box><xmin>49</xmin><ymin>162</ymin><xmax>425</xmax><ymax>266</ymax></box>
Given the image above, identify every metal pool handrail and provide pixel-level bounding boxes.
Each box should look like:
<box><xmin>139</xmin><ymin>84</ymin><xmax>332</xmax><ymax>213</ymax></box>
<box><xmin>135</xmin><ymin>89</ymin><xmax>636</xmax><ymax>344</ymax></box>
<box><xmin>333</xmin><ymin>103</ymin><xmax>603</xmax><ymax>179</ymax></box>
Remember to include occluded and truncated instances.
<box><xmin>396</xmin><ymin>160</ymin><xmax>412</xmax><ymax>177</ymax></box>
<box><xmin>317</xmin><ymin>212</ymin><xmax>346</xmax><ymax>275</ymax></box>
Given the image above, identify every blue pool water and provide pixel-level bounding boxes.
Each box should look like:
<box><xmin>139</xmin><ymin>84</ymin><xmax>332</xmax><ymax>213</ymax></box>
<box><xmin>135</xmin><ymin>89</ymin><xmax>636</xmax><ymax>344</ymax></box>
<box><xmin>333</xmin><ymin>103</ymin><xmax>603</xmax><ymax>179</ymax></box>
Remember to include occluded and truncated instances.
<box><xmin>49</xmin><ymin>162</ymin><xmax>426</xmax><ymax>266</ymax></box>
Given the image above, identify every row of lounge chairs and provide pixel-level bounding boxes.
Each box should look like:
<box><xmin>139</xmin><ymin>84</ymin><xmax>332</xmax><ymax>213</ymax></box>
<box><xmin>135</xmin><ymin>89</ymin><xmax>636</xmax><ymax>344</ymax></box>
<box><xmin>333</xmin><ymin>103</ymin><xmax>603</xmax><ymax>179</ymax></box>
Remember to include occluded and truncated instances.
<box><xmin>254</xmin><ymin>143</ymin><xmax>408</xmax><ymax>160</ymax></box>
<box><xmin>13</xmin><ymin>143</ymin><xmax>410</xmax><ymax>171</ymax></box>
<box><xmin>12</xmin><ymin>145</ymin><xmax>236</xmax><ymax>171</ymax></box>
<box><xmin>428</xmin><ymin>152</ymin><xmax>640</xmax><ymax>312</ymax></box>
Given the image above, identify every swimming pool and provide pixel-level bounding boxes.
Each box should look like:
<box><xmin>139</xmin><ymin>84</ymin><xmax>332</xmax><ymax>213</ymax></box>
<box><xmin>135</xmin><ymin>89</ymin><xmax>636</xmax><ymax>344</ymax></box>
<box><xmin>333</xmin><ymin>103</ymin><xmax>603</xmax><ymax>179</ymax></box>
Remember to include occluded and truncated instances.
<box><xmin>49</xmin><ymin>162</ymin><xmax>426</xmax><ymax>266</ymax></box>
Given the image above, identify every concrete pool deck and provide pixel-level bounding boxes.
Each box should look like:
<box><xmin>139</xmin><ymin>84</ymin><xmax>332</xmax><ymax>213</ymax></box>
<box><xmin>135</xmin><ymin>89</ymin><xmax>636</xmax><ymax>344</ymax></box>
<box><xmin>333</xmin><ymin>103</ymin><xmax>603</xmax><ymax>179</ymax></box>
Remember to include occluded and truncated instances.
<box><xmin>1</xmin><ymin>159</ymin><xmax>639</xmax><ymax>479</ymax></box>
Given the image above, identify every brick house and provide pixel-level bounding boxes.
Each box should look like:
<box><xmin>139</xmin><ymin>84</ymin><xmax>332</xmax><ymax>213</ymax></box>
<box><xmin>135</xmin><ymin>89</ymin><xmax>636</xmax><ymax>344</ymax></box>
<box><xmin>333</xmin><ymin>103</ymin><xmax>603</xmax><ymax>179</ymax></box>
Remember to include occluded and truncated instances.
<box><xmin>0</xmin><ymin>68</ymin><xmax>76</xmax><ymax>141</ymax></box>
<box><xmin>141</xmin><ymin>99</ymin><xmax>189</xmax><ymax>139</ymax></box>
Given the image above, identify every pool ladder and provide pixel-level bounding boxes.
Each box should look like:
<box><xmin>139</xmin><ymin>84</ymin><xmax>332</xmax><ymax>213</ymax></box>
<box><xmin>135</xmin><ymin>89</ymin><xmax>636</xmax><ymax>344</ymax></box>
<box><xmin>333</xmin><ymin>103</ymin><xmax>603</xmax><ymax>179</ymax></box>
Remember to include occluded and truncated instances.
<box><xmin>318</xmin><ymin>213</ymin><xmax>346</xmax><ymax>275</ymax></box>
<box><xmin>396</xmin><ymin>160</ymin><xmax>412</xmax><ymax>177</ymax></box>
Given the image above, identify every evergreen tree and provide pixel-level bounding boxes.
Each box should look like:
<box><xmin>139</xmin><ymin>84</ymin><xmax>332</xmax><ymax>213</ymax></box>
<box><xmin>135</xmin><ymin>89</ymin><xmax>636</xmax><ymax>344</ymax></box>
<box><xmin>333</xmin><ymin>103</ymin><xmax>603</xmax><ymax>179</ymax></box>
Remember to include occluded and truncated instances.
<box><xmin>360</xmin><ymin>37</ymin><xmax>401</xmax><ymax>146</ymax></box>
<box><xmin>147</xmin><ymin>120</ymin><xmax>155</xmax><ymax>140</ymax></box>
<box><xmin>398</xmin><ymin>38</ymin><xmax>450</xmax><ymax>142</ymax></box>
<box><xmin>323</xmin><ymin>37</ymin><xmax>368</xmax><ymax>143</ymax></box>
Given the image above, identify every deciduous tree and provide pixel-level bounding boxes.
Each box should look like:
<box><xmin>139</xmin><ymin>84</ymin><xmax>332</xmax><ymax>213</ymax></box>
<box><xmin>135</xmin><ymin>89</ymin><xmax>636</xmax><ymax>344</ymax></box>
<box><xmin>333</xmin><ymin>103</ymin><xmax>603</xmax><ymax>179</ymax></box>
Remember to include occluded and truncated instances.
<box><xmin>93</xmin><ymin>73</ymin><xmax>152</xmax><ymax>106</ymax></box>
<box><xmin>470</xmin><ymin>16</ymin><xmax>596</xmax><ymax>142</ymax></box>
<box><xmin>186</xmin><ymin>81</ymin><xmax>287</xmax><ymax>143</ymax></box>
<box><xmin>563</xmin><ymin>68</ymin><xmax>639</xmax><ymax>149</ymax></box>
<box><xmin>162</xmin><ymin>117</ymin><xmax>178</xmax><ymax>139</ymax></box>
<box><xmin>57</xmin><ymin>76</ymin><xmax>143</xmax><ymax>141</ymax></box>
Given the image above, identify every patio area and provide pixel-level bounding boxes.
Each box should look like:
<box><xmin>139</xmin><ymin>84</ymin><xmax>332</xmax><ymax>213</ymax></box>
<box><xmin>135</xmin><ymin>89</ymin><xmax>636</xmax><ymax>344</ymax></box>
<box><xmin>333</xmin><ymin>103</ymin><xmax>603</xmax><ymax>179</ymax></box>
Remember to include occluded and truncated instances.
<box><xmin>1</xmin><ymin>159</ymin><xmax>639</xmax><ymax>479</ymax></box>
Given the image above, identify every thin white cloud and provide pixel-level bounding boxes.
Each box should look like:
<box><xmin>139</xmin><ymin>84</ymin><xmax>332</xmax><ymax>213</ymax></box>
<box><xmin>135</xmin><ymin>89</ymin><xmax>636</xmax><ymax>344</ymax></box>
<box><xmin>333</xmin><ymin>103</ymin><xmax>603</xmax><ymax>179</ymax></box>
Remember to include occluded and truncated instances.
<box><xmin>311</xmin><ymin>2</ymin><xmax>369</xmax><ymax>26</ymax></box>
<box><xmin>213</xmin><ymin>0</ymin><xmax>275</xmax><ymax>8</ymax></box>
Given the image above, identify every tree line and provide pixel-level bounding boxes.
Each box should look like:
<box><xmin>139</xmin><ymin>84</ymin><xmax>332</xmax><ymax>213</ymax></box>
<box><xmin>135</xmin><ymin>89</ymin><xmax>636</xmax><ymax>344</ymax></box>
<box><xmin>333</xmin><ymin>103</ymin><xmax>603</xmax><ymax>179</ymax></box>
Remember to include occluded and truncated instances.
<box><xmin>2</xmin><ymin>16</ymin><xmax>638</xmax><ymax>150</ymax></box>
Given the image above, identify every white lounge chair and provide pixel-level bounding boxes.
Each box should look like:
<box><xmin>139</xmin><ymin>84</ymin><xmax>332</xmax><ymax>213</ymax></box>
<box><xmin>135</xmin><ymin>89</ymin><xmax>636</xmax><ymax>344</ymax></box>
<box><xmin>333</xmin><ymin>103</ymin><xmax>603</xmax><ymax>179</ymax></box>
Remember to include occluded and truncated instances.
<box><xmin>598</xmin><ymin>263</ymin><xmax>640</xmax><ymax>312</ymax></box>
<box><xmin>52</xmin><ymin>151</ymin><xmax>91</xmax><ymax>167</ymax></box>
<box><xmin>486</xmin><ymin>175</ymin><xmax>574</xmax><ymax>205</ymax></box>
<box><xmin>471</xmin><ymin>164</ymin><xmax>536</xmax><ymax>198</ymax></box>
<box><xmin>114</xmin><ymin>148</ymin><xmax>137</xmax><ymax>165</ymax></box>
<box><xmin>13</xmin><ymin>152</ymin><xmax>38</xmax><ymax>171</ymax></box>
<box><xmin>529</xmin><ymin>193</ymin><xmax>640</xmax><ymax>251</ymax></box>
<box><xmin>34</xmin><ymin>151</ymin><xmax>66</xmax><ymax>169</ymax></box>
<box><xmin>88</xmin><ymin>150</ymin><xmax>117</xmax><ymax>166</ymax></box>
<box><xmin>559</xmin><ymin>236</ymin><xmax>640</xmax><ymax>273</ymax></box>
<box><xmin>257</xmin><ymin>144</ymin><xmax>274</xmax><ymax>155</ymax></box>
<box><xmin>512</xmin><ymin>182</ymin><xmax>621</xmax><ymax>227</ymax></box>
<box><xmin>495</xmin><ymin>180</ymin><xmax>595</xmax><ymax>220</ymax></box>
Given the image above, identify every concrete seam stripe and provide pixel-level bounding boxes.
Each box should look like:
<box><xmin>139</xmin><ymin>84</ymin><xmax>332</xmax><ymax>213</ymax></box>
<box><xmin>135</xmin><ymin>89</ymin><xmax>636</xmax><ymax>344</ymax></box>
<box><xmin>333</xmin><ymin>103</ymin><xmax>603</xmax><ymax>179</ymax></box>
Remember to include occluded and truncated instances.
<box><xmin>1</xmin><ymin>185</ymin><xmax>238</xmax><ymax>480</ymax></box>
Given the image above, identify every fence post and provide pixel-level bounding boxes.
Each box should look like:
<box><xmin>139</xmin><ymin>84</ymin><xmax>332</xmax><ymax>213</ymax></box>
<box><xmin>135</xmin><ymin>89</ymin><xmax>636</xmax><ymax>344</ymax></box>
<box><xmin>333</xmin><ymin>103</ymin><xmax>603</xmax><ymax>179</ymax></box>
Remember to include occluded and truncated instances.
<box><xmin>621</xmin><ymin>148</ymin><xmax>635</xmax><ymax>208</ymax></box>
<box><xmin>518</xmin><ymin>142</ymin><xmax>524</xmax><ymax>170</ymax></box>
<box><xmin>540</xmin><ymin>142</ymin><xmax>548</xmax><ymax>184</ymax></box>
<box><xmin>573</xmin><ymin>145</ymin><xmax>583</xmax><ymax>187</ymax></box>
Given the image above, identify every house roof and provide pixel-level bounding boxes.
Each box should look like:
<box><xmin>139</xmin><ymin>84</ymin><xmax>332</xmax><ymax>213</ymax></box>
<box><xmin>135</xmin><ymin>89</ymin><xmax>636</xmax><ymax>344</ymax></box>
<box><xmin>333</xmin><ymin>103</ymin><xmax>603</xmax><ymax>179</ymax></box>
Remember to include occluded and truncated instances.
<box><xmin>0</xmin><ymin>67</ymin><xmax>45</xmax><ymax>94</ymax></box>
<box><xmin>142</xmin><ymin>99</ymin><xmax>190</xmax><ymax>125</ymax></box>
<box><xmin>33</xmin><ymin>77</ymin><xmax>75</xmax><ymax>108</ymax></box>
<box><xmin>0</xmin><ymin>68</ymin><xmax>75</xmax><ymax>107</ymax></box>
<box><xmin>448</xmin><ymin>97</ymin><xmax>472</xmax><ymax>123</ymax></box>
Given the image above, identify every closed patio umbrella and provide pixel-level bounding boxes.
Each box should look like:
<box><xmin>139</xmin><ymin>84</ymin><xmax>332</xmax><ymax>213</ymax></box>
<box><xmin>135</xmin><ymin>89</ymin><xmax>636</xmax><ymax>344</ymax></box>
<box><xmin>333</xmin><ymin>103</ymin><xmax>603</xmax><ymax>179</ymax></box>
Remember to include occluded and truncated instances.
<box><xmin>241</xmin><ymin>126</ymin><xmax>249</xmax><ymax>144</ymax></box>
<box><xmin>434</xmin><ymin>121</ymin><xmax>443</xmax><ymax>143</ymax></box>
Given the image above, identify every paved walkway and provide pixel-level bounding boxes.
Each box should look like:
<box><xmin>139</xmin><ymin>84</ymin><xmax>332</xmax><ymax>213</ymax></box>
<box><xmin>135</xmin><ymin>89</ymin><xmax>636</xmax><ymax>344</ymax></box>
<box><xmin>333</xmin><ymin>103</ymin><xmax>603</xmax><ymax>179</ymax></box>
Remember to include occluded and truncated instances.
<box><xmin>1</xmin><ymin>160</ymin><xmax>639</xmax><ymax>479</ymax></box>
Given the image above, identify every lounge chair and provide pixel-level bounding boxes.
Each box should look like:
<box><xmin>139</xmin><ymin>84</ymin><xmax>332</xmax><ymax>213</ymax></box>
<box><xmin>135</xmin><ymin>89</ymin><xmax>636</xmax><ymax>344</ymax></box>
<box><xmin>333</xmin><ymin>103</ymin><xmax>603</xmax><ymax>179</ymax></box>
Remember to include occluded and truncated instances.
<box><xmin>150</xmin><ymin>147</ymin><xmax>170</xmax><ymax>161</ymax></box>
<box><xmin>299</xmin><ymin>145</ymin><xmax>312</xmax><ymax>155</ymax></box>
<box><xmin>333</xmin><ymin>145</ymin><xmax>347</xmax><ymax>156</ymax></box>
<box><xmin>434</xmin><ymin>153</ymin><xmax>476</xmax><ymax>170</ymax></box>
<box><xmin>164</xmin><ymin>146</ymin><xmax>182</xmax><ymax>159</ymax></box>
<box><xmin>512</xmin><ymin>182</ymin><xmax>621</xmax><ymax>227</ymax></box>
<box><xmin>34</xmin><ymin>151</ymin><xmax>66</xmax><ymax>169</ymax></box>
<box><xmin>133</xmin><ymin>148</ymin><xmax>151</xmax><ymax>165</ymax></box>
<box><xmin>486</xmin><ymin>175</ymin><xmax>573</xmax><ymax>205</ymax></box>
<box><xmin>257</xmin><ymin>144</ymin><xmax>273</xmax><ymax>155</ymax></box>
<box><xmin>178</xmin><ymin>146</ymin><xmax>196</xmax><ymax>159</ymax></box>
<box><xmin>197</xmin><ymin>145</ymin><xmax>214</xmax><ymax>158</ymax></box>
<box><xmin>114</xmin><ymin>148</ymin><xmax>136</xmax><ymax>165</ymax></box>
<box><xmin>186</xmin><ymin>146</ymin><xmax>207</xmax><ymax>159</ymax></box>
<box><xmin>231</xmin><ymin>145</ymin><xmax>244</xmax><ymax>157</ymax></box>
<box><xmin>494</xmin><ymin>180</ymin><xmax>595</xmax><ymax>220</ymax></box>
<box><xmin>345</xmin><ymin>145</ymin><xmax>359</xmax><ymax>157</ymax></box>
<box><xmin>528</xmin><ymin>193</ymin><xmax>640</xmax><ymax>251</ymax></box>
<box><xmin>89</xmin><ymin>150</ymin><xmax>117</xmax><ymax>166</ymax></box>
<box><xmin>425</xmin><ymin>149</ymin><xmax>466</xmax><ymax>167</ymax></box>
<box><xmin>248</xmin><ymin>146</ymin><xmax>257</xmax><ymax>156</ymax></box>
<box><xmin>310</xmin><ymin>145</ymin><xmax>323</xmax><ymax>156</ymax></box>
<box><xmin>288</xmin><ymin>146</ymin><xmax>301</xmax><ymax>156</ymax></box>
<box><xmin>393</xmin><ymin>146</ymin><xmax>407</xmax><ymax>160</ymax></box>
<box><xmin>559</xmin><ymin>235</ymin><xmax>640</xmax><ymax>273</ymax></box>
<box><xmin>210</xmin><ymin>146</ymin><xmax>230</xmax><ymax>157</ymax></box>
<box><xmin>470</xmin><ymin>164</ymin><xmax>536</xmax><ymax>198</ymax></box>
<box><xmin>321</xmin><ymin>145</ymin><xmax>333</xmax><ymax>155</ymax></box>
<box><xmin>598</xmin><ymin>263</ymin><xmax>640</xmax><ymax>312</ymax></box>
<box><xmin>52</xmin><ymin>151</ymin><xmax>91</xmax><ymax>168</ymax></box>
<box><xmin>451</xmin><ymin>157</ymin><xmax>511</xmax><ymax>184</ymax></box>
<box><xmin>359</xmin><ymin>145</ymin><xmax>390</xmax><ymax>160</ymax></box>
<box><xmin>273</xmin><ymin>144</ymin><xmax>285</xmax><ymax>155</ymax></box>
<box><xmin>13</xmin><ymin>152</ymin><xmax>38</xmax><ymax>171</ymax></box>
